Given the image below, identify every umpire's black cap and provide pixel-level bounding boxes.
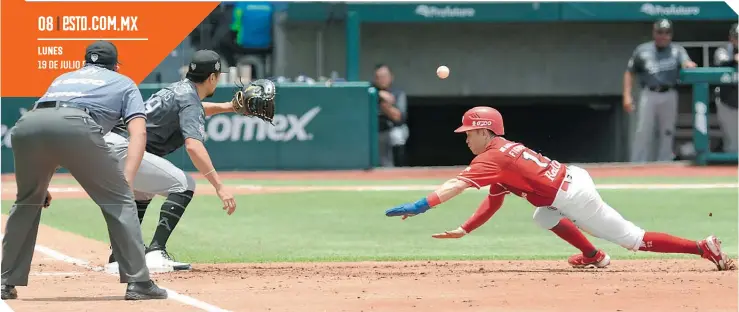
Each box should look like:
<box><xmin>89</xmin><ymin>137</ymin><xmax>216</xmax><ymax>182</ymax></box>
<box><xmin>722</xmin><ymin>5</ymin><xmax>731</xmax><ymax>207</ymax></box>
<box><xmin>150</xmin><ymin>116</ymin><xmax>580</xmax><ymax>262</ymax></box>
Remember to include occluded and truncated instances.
<box><xmin>730</xmin><ymin>23</ymin><xmax>738</xmax><ymax>39</ymax></box>
<box><xmin>653</xmin><ymin>18</ymin><xmax>673</xmax><ymax>32</ymax></box>
<box><xmin>85</xmin><ymin>40</ymin><xmax>120</xmax><ymax>67</ymax></box>
<box><xmin>187</xmin><ymin>50</ymin><xmax>222</xmax><ymax>77</ymax></box>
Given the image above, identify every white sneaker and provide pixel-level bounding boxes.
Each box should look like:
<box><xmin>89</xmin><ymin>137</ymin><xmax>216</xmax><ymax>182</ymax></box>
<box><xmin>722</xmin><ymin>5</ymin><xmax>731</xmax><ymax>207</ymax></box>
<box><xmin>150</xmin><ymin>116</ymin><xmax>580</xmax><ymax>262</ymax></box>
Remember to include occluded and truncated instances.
<box><xmin>104</xmin><ymin>259</ymin><xmax>174</xmax><ymax>274</ymax></box>
<box><xmin>105</xmin><ymin>261</ymin><xmax>120</xmax><ymax>274</ymax></box>
<box><xmin>145</xmin><ymin>249</ymin><xmax>192</xmax><ymax>272</ymax></box>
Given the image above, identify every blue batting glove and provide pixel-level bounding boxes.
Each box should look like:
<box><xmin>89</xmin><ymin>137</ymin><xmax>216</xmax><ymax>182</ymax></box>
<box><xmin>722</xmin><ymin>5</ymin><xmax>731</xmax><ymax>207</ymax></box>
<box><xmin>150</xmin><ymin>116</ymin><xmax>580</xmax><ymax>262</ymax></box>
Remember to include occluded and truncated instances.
<box><xmin>385</xmin><ymin>198</ymin><xmax>431</xmax><ymax>217</ymax></box>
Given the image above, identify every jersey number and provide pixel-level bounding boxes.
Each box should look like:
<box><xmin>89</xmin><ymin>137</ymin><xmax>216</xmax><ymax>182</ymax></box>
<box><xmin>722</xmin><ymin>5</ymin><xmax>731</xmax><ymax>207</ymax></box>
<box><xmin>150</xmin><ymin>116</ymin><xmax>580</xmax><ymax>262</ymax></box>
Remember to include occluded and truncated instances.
<box><xmin>144</xmin><ymin>98</ymin><xmax>162</xmax><ymax>114</ymax></box>
<box><xmin>522</xmin><ymin>150</ymin><xmax>561</xmax><ymax>182</ymax></box>
<box><xmin>522</xmin><ymin>151</ymin><xmax>550</xmax><ymax>167</ymax></box>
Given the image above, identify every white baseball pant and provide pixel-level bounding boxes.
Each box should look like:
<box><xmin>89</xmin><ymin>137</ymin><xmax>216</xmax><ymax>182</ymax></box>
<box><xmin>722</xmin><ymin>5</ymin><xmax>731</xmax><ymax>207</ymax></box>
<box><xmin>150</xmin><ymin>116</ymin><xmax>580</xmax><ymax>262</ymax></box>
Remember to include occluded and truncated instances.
<box><xmin>103</xmin><ymin>132</ymin><xmax>196</xmax><ymax>201</ymax></box>
<box><xmin>532</xmin><ymin>165</ymin><xmax>646</xmax><ymax>251</ymax></box>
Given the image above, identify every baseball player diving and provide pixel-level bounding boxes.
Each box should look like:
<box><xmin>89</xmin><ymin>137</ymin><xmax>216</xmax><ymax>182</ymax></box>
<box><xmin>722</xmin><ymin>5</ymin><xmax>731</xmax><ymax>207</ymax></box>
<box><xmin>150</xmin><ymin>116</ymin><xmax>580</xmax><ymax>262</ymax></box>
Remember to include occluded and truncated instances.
<box><xmin>104</xmin><ymin>49</ymin><xmax>276</xmax><ymax>273</ymax></box>
<box><xmin>2</xmin><ymin>41</ymin><xmax>168</xmax><ymax>300</ymax></box>
<box><xmin>385</xmin><ymin>106</ymin><xmax>735</xmax><ymax>271</ymax></box>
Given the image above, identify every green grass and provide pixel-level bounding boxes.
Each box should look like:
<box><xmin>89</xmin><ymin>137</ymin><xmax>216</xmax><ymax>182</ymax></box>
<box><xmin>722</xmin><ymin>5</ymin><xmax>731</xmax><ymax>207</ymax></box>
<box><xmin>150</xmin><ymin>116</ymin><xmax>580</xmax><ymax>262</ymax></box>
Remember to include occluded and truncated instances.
<box><xmin>43</xmin><ymin>176</ymin><xmax>738</xmax><ymax>187</ymax></box>
<box><xmin>4</xmin><ymin>182</ymin><xmax>736</xmax><ymax>264</ymax></box>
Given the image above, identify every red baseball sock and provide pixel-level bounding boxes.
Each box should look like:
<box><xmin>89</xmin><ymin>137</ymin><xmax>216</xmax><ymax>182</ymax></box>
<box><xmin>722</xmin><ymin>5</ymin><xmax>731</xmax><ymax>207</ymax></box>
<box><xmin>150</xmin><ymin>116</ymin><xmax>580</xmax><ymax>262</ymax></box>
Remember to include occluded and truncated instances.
<box><xmin>638</xmin><ymin>232</ymin><xmax>701</xmax><ymax>255</ymax></box>
<box><xmin>550</xmin><ymin>218</ymin><xmax>598</xmax><ymax>257</ymax></box>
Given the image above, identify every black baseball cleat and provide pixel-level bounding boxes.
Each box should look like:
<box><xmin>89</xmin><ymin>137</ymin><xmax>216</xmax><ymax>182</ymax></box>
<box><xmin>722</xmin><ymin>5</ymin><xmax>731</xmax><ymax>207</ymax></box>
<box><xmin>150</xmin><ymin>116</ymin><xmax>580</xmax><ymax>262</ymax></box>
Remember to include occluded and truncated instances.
<box><xmin>1</xmin><ymin>285</ymin><xmax>17</xmax><ymax>300</ymax></box>
<box><xmin>124</xmin><ymin>280</ymin><xmax>168</xmax><ymax>300</ymax></box>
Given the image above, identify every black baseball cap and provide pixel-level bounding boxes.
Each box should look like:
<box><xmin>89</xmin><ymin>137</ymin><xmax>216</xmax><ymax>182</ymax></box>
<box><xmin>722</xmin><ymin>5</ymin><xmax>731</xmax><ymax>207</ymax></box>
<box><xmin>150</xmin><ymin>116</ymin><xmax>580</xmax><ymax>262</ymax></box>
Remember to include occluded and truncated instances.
<box><xmin>85</xmin><ymin>40</ymin><xmax>120</xmax><ymax>67</ymax></box>
<box><xmin>187</xmin><ymin>50</ymin><xmax>222</xmax><ymax>77</ymax></box>
<box><xmin>654</xmin><ymin>19</ymin><xmax>673</xmax><ymax>32</ymax></box>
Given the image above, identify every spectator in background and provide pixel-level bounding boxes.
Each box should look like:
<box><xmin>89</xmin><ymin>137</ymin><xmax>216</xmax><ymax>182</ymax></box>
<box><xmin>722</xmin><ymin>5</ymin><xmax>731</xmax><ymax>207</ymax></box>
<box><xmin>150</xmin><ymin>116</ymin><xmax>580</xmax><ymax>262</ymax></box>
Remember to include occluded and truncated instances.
<box><xmin>623</xmin><ymin>19</ymin><xmax>696</xmax><ymax>163</ymax></box>
<box><xmin>373</xmin><ymin>64</ymin><xmax>409</xmax><ymax>167</ymax></box>
<box><xmin>713</xmin><ymin>23</ymin><xmax>739</xmax><ymax>154</ymax></box>
<box><xmin>190</xmin><ymin>4</ymin><xmax>235</xmax><ymax>64</ymax></box>
<box><xmin>230</xmin><ymin>2</ymin><xmax>273</xmax><ymax>51</ymax></box>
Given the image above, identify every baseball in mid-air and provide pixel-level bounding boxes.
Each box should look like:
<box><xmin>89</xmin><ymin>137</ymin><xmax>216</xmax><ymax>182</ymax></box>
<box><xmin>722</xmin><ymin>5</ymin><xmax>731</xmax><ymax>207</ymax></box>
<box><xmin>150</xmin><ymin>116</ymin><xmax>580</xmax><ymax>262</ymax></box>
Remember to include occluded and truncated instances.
<box><xmin>436</xmin><ymin>66</ymin><xmax>450</xmax><ymax>79</ymax></box>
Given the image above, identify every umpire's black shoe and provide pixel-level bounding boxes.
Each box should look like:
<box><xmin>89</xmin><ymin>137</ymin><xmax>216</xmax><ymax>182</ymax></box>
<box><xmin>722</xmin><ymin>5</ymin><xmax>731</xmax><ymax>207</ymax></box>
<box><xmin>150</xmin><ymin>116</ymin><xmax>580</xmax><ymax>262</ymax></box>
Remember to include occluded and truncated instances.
<box><xmin>1</xmin><ymin>285</ymin><xmax>17</xmax><ymax>300</ymax></box>
<box><xmin>124</xmin><ymin>280</ymin><xmax>168</xmax><ymax>300</ymax></box>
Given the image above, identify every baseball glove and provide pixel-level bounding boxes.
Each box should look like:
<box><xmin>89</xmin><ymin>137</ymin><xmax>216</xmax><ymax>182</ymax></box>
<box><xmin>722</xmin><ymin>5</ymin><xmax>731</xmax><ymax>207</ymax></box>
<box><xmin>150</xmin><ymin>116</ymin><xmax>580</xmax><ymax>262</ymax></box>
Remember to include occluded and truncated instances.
<box><xmin>232</xmin><ymin>79</ymin><xmax>276</xmax><ymax>123</ymax></box>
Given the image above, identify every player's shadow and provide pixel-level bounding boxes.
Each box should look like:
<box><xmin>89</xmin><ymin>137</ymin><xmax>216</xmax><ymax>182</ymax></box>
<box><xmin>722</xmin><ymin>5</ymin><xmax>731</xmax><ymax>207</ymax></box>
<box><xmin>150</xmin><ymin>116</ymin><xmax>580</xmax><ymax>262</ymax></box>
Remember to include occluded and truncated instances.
<box><xmin>22</xmin><ymin>295</ymin><xmax>122</xmax><ymax>302</ymax></box>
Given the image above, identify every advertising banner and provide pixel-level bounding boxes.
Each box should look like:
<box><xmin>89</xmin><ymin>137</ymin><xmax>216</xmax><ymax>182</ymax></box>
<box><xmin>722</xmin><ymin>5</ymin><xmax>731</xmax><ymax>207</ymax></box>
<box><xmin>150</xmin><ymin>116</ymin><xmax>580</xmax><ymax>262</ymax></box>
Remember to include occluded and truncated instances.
<box><xmin>0</xmin><ymin>0</ymin><xmax>379</xmax><ymax>173</ymax></box>
<box><xmin>561</xmin><ymin>2</ymin><xmax>737</xmax><ymax>21</ymax></box>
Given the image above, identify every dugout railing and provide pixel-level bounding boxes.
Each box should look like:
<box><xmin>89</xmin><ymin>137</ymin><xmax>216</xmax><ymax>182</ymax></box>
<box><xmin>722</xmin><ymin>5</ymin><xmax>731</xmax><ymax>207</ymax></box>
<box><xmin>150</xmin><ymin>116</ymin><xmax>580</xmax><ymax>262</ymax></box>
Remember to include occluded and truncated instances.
<box><xmin>680</xmin><ymin>67</ymin><xmax>739</xmax><ymax>165</ymax></box>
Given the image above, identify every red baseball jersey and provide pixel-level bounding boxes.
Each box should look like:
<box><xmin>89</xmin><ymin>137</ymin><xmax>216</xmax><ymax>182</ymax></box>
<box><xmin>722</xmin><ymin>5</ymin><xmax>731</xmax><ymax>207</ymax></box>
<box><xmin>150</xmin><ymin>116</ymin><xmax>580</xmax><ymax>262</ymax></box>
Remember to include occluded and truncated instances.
<box><xmin>456</xmin><ymin>137</ymin><xmax>566</xmax><ymax>207</ymax></box>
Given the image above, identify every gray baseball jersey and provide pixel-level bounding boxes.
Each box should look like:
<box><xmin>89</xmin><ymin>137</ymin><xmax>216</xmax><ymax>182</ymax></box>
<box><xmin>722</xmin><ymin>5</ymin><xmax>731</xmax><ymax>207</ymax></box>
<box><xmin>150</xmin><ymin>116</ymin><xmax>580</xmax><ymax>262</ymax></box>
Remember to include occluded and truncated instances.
<box><xmin>714</xmin><ymin>43</ymin><xmax>736</xmax><ymax>66</ymax></box>
<box><xmin>36</xmin><ymin>65</ymin><xmax>146</xmax><ymax>133</ymax></box>
<box><xmin>113</xmin><ymin>79</ymin><xmax>206</xmax><ymax>157</ymax></box>
<box><xmin>714</xmin><ymin>43</ymin><xmax>738</xmax><ymax>109</ymax></box>
<box><xmin>627</xmin><ymin>42</ymin><xmax>691</xmax><ymax>88</ymax></box>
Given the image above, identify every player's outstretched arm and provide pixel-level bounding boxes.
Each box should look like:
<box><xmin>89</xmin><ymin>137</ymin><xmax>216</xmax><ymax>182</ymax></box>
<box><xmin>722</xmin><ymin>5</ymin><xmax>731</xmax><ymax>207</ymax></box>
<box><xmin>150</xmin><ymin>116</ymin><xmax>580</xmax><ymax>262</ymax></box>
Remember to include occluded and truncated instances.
<box><xmin>431</xmin><ymin>195</ymin><xmax>504</xmax><ymax>239</ymax></box>
<box><xmin>385</xmin><ymin>178</ymin><xmax>470</xmax><ymax>219</ymax></box>
<box><xmin>202</xmin><ymin>102</ymin><xmax>235</xmax><ymax>116</ymax></box>
<box><xmin>184</xmin><ymin>138</ymin><xmax>236</xmax><ymax>215</ymax></box>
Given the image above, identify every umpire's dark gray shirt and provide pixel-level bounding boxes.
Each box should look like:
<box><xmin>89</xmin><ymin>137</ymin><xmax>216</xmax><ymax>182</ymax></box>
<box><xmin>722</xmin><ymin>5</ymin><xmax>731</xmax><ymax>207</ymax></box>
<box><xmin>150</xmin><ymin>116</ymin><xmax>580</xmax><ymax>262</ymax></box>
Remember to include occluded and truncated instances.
<box><xmin>36</xmin><ymin>65</ymin><xmax>146</xmax><ymax>134</ymax></box>
<box><xmin>627</xmin><ymin>42</ymin><xmax>691</xmax><ymax>88</ymax></box>
<box><xmin>122</xmin><ymin>79</ymin><xmax>206</xmax><ymax>157</ymax></box>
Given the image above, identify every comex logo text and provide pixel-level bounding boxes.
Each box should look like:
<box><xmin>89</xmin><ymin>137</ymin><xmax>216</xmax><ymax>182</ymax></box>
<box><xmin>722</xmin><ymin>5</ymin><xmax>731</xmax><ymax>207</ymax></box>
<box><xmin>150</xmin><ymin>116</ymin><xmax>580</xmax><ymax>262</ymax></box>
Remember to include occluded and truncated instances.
<box><xmin>205</xmin><ymin>107</ymin><xmax>321</xmax><ymax>142</ymax></box>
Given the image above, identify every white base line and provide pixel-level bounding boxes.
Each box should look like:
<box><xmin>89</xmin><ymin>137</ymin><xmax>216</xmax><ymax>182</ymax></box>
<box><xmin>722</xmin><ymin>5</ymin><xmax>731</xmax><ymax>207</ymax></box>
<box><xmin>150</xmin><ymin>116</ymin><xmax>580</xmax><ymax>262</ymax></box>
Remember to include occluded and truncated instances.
<box><xmin>0</xmin><ymin>299</ymin><xmax>13</xmax><ymax>312</ymax></box>
<box><xmin>37</xmin><ymin>38</ymin><xmax>149</xmax><ymax>41</ymax></box>
<box><xmin>0</xmin><ymin>236</ymin><xmax>229</xmax><ymax>312</ymax></box>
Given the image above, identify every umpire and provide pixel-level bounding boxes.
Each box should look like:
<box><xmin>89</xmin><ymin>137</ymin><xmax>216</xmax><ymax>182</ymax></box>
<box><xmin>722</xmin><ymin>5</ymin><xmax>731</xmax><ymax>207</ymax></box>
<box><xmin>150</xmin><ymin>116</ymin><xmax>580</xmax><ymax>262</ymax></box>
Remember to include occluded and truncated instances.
<box><xmin>623</xmin><ymin>19</ymin><xmax>697</xmax><ymax>163</ymax></box>
<box><xmin>713</xmin><ymin>23</ymin><xmax>738</xmax><ymax>153</ymax></box>
<box><xmin>1</xmin><ymin>41</ymin><xmax>167</xmax><ymax>300</ymax></box>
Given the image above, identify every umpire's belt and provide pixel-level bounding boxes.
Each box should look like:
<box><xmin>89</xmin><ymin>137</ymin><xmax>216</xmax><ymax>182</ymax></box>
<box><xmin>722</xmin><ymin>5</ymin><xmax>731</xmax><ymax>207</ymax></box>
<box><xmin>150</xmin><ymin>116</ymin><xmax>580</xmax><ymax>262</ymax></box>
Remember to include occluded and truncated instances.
<box><xmin>33</xmin><ymin>101</ymin><xmax>90</xmax><ymax>115</ymax></box>
<box><xmin>647</xmin><ymin>85</ymin><xmax>674</xmax><ymax>93</ymax></box>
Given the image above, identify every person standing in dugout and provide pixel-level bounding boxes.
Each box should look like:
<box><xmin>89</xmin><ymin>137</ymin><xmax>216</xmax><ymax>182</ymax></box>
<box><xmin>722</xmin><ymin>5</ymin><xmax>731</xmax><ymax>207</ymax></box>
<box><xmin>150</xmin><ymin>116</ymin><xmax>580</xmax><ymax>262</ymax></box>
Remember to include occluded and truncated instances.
<box><xmin>712</xmin><ymin>23</ymin><xmax>739</xmax><ymax>154</ymax></box>
<box><xmin>1</xmin><ymin>41</ymin><xmax>168</xmax><ymax>300</ymax></box>
<box><xmin>623</xmin><ymin>19</ymin><xmax>697</xmax><ymax>163</ymax></box>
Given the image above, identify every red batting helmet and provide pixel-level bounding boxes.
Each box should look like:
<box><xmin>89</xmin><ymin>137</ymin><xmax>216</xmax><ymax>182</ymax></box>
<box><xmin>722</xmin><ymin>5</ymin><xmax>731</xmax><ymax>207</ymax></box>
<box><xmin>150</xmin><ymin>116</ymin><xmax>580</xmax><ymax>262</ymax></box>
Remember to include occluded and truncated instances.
<box><xmin>454</xmin><ymin>106</ymin><xmax>505</xmax><ymax>135</ymax></box>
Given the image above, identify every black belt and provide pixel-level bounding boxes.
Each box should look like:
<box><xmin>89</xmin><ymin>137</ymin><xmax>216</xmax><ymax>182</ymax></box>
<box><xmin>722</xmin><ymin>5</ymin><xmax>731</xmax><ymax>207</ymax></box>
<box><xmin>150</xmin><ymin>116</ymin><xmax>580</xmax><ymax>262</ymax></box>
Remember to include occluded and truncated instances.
<box><xmin>33</xmin><ymin>101</ymin><xmax>90</xmax><ymax>114</ymax></box>
<box><xmin>110</xmin><ymin>126</ymin><xmax>129</xmax><ymax>138</ymax></box>
<box><xmin>647</xmin><ymin>86</ymin><xmax>674</xmax><ymax>93</ymax></box>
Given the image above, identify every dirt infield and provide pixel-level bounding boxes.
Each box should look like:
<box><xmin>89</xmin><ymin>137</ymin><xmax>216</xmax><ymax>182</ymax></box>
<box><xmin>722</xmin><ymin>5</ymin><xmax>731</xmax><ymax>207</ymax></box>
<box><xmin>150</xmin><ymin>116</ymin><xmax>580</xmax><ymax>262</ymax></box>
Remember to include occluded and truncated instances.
<box><xmin>1</xmin><ymin>164</ymin><xmax>738</xmax><ymax>311</ymax></box>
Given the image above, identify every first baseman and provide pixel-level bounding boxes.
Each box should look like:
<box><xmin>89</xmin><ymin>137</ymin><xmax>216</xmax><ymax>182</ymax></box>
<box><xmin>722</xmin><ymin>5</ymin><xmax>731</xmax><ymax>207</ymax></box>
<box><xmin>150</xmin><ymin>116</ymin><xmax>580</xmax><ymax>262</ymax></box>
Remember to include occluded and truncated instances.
<box><xmin>2</xmin><ymin>41</ymin><xmax>168</xmax><ymax>300</ymax></box>
<box><xmin>385</xmin><ymin>106</ymin><xmax>735</xmax><ymax>271</ymax></box>
<box><xmin>623</xmin><ymin>19</ymin><xmax>697</xmax><ymax>162</ymax></box>
<box><xmin>105</xmin><ymin>49</ymin><xmax>276</xmax><ymax>273</ymax></box>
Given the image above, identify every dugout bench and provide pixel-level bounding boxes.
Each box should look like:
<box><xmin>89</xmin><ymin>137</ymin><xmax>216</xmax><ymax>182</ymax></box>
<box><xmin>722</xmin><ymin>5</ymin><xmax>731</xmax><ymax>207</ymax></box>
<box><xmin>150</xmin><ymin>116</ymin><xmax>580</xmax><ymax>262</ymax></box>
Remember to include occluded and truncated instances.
<box><xmin>680</xmin><ymin>67</ymin><xmax>738</xmax><ymax>166</ymax></box>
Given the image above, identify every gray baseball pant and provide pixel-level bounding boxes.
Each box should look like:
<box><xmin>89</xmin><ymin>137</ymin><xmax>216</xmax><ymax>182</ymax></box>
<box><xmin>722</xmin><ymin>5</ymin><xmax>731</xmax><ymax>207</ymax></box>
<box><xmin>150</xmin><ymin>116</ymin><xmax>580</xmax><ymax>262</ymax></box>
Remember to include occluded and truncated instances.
<box><xmin>2</xmin><ymin>107</ymin><xmax>150</xmax><ymax>286</ymax></box>
<box><xmin>378</xmin><ymin>130</ymin><xmax>394</xmax><ymax>167</ymax></box>
<box><xmin>716</xmin><ymin>99</ymin><xmax>738</xmax><ymax>153</ymax></box>
<box><xmin>630</xmin><ymin>88</ymin><xmax>679</xmax><ymax>162</ymax></box>
<box><xmin>102</xmin><ymin>132</ymin><xmax>196</xmax><ymax>202</ymax></box>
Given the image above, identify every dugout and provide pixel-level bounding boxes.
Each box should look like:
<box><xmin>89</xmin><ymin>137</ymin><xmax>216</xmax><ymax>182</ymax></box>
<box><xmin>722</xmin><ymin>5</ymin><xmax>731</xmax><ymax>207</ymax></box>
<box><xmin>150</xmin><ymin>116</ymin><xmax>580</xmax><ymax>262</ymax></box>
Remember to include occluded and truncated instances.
<box><xmin>404</xmin><ymin>96</ymin><xmax>623</xmax><ymax>167</ymax></box>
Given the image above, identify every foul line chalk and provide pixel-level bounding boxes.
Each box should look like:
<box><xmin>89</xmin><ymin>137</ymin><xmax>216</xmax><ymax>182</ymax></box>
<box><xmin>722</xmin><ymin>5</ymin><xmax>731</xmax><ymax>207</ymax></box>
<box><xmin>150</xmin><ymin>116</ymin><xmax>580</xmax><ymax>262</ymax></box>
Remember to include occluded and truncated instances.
<box><xmin>0</xmin><ymin>235</ymin><xmax>230</xmax><ymax>312</ymax></box>
<box><xmin>0</xmin><ymin>299</ymin><xmax>13</xmax><ymax>312</ymax></box>
<box><xmin>163</xmin><ymin>288</ymin><xmax>232</xmax><ymax>312</ymax></box>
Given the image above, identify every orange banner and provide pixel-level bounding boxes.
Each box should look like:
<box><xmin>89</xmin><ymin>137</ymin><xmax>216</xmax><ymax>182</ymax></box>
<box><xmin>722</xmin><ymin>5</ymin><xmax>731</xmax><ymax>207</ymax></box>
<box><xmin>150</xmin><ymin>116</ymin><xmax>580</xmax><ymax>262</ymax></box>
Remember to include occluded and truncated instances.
<box><xmin>1</xmin><ymin>0</ymin><xmax>219</xmax><ymax>97</ymax></box>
